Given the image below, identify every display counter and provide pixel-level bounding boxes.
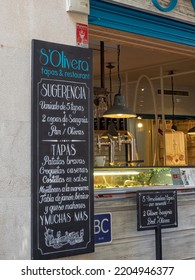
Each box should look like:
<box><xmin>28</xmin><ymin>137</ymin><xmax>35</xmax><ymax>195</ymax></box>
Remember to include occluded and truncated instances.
<box><xmin>66</xmin><ymin>167</ymin><xmax>195</xmax><ymax>260</ymax></box>
<box><xmin>94</xmin><ymin>166</ymin><xmax>195</xmax><ymax>197</ymax></box>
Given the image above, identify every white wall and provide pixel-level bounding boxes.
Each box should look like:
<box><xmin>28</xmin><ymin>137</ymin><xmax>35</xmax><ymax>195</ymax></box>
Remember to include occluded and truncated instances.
<box><xmin>129</xmin><ymin>81</ymin><xmax>195</xmax><ymax>117</ymax></box>
<box><xmin>0</xmin><ymin>0</ymin><xmax>88</xmax><ymax>259</ymax></box>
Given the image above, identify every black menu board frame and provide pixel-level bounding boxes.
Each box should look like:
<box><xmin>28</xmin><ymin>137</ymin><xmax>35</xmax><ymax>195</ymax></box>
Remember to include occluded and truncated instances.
<box><xmin>137</xmin><ymin>190</ymin><xmax>178</xmax><ymax>231</ymax></box>
<box><xmin>31</xmin><ymin>39</ymin><xmax>94</xmax><ymax>259</ymax></box>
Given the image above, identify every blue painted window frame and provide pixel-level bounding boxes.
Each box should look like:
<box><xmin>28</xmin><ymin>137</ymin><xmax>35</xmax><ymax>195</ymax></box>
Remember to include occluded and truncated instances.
<box><xmin>89</xmin><ymin>0</ymin><xmax>195</xmax><ymax>47</ymax></box>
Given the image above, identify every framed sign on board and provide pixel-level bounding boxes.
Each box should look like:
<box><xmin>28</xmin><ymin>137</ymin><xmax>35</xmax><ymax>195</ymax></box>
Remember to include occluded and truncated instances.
<box><xmin>137</xmin><ymin>190</ymin><xmax>178</xmax><ymax>231</ymax></box>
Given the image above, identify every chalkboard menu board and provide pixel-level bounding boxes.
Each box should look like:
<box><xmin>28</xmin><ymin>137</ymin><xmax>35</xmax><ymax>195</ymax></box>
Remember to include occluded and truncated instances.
<box><xmin>31</xmin><ymin>40</ymin><xmax>94</xmax><ymax>259</ymax></box>
<box><xmin>137</xmin><ymin>190</ymin><xmax>178</xmax><ymax>231</ymax></box>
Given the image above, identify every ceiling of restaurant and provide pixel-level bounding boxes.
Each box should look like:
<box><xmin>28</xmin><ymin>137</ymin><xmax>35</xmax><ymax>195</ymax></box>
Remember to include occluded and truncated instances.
<box><xmin>90</xmin><ymin>41</ymin><xmax>195</xmax><ymax>88</ymax></box>
<box><xmin>89</xmin><ymin>26</ymin><xmax>195</xmax><ymax>89</ymax></box>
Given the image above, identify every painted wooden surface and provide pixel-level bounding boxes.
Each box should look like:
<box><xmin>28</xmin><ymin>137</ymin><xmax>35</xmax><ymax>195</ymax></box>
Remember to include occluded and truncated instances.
<box><xmin>65</xmin><ymin>192</ymin><xmax>195</xmax><ymax>260</ymax></box>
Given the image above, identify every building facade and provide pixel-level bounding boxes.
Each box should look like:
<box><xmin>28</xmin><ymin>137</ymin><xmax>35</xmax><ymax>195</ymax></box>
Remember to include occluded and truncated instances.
<box><xmin>0</xmin><ymin>0</ymin><xmax>195</xmax><ymax>259</ymax></box>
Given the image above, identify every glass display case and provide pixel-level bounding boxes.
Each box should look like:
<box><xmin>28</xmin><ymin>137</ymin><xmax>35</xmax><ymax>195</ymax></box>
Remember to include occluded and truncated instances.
<box><xmin>94</xmin><ymin>166</ymin><xmax>195</xmax><ymax>196</ymax></box>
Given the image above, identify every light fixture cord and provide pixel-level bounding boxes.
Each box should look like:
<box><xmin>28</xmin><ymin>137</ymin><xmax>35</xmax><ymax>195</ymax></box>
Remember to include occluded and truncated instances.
<box><xmin>109</xmin><ymin>66</ymin><xmax>112</xmax><ymax>92</ymax></box>
<box><xmin>108</xmin><ymin>64</ymin><xmax>112</xmax><ymax>105</ymax></box>
<box><xmin>106</xmin><ymin>63</ymin><xmax>115</xmax><ymax>107</ymax></box>
<box><xmin>171</xmin><ymin>74</ymin><xmax>175</xmax><ymax>123</ymax></box>
<box><xmin>117</xmin><ymin>45</ymin><xmax>121</xmax><ymax>95</ymax></box>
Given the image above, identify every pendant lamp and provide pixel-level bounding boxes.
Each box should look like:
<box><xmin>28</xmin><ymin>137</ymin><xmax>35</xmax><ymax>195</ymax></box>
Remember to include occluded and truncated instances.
<box><xmin>103</xmin><ymin>45</ymin><xmax>136</xmax><ymax>119</ymax></box>
<box><xmin>187</xmin><ymin>126</ymin><xmax>195</xmax><ymax>135</ymax></box>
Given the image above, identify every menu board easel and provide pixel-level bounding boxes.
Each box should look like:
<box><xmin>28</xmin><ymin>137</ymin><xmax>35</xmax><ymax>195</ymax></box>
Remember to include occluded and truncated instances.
<box><xmin>137</xmin><ymin>190</ymin><xmax>178</xmax><ymax>259</ymax></box>
<box><xmin>31</xmin><ymin>40</ymin><xmax>94</xmax><ymax>259</ymax></box>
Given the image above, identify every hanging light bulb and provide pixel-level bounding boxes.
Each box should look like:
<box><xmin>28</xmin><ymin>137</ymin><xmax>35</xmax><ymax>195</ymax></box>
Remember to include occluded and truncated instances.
<box><xmin>103</xmin><ymin>45</ymin><xmax>136</xmax><ymax>118</ymax></box>
<box><xmin>137</xmin><ymin>116</ymin><xmax>143</xmax><ymax>128</ymax></box>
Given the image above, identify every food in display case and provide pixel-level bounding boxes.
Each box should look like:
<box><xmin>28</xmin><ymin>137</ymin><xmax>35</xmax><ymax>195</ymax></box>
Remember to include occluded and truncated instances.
<box><xmin>94</xmin><ymin>167</ymin><xmax>173</xmax><ymax>189</ymax></box>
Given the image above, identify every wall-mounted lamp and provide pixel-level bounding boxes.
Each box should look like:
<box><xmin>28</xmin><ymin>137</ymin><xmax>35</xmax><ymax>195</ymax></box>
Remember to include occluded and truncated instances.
<box><xmin>66</xmin><ymin>0</ymin><xmax>89</xmax><ymax>15</ymax></box>
<box><xmin>103</xmin><ymin>45</ymin><xmax>136</xmax><ymax>119</ymax></box>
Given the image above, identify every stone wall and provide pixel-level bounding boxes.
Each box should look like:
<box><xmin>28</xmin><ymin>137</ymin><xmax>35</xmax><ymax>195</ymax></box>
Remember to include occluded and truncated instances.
<box><xmin>0</xmin><ymin>0</ymin><xmax>88</xmax><ymax>259</ymax></box>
